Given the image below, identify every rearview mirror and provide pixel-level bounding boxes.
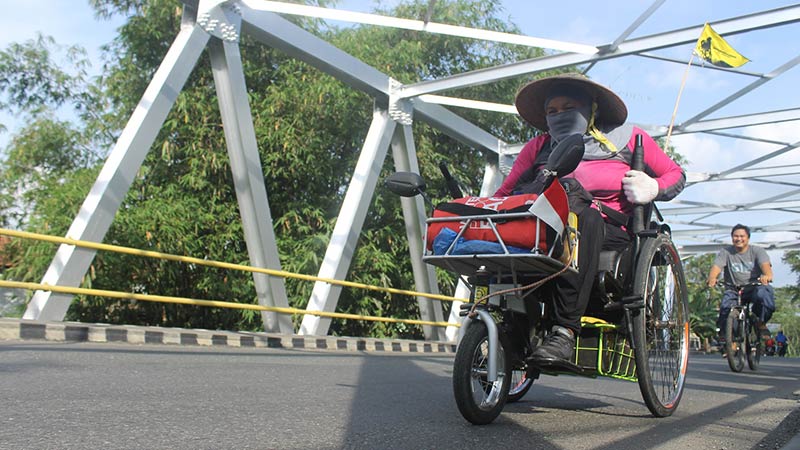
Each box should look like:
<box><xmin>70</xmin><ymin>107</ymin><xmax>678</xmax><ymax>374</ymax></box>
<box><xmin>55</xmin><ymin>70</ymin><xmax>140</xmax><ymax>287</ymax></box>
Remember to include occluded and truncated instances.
<box><xmin>385</xmin><ymin>171</ymin><xmax>427</xmax><ymax>198</ymax></box>
<box><xmin>545</xmin><ymin>133</ymin><xmax>585</xmax><ymax>177</ymax></box>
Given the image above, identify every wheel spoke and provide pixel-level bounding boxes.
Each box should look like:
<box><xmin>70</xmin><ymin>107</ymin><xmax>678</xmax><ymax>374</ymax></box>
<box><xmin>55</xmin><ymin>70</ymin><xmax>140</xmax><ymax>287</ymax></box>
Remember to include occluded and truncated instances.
<box><xmin>467</xmin><ymin>336</ymin><xmax>506</xmax><ymax>411</ymax></box>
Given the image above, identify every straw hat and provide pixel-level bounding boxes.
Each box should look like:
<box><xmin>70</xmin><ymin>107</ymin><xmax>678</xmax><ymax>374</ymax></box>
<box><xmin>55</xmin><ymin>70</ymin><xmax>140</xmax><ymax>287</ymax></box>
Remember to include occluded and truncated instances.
<box><xmin>515</xmin><ymin>73</ymin><xmax>628</xmax><ymax>131</ymax></box>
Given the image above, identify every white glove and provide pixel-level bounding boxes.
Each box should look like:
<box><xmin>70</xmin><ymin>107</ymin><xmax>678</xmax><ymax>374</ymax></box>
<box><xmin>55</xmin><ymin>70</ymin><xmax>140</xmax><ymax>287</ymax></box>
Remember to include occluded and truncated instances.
<box><xmin>622</xmin><ymin>170</ymin><xmax>658</xmax><ymax>204</ymax></box>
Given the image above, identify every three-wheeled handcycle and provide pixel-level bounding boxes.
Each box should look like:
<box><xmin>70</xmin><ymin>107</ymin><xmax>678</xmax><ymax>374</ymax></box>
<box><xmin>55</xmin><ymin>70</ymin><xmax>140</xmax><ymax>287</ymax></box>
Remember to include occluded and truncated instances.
<box><xmin>386</xmin><ymin>134</ymin><xmax>690</xmax><ymax>425</ymax></box>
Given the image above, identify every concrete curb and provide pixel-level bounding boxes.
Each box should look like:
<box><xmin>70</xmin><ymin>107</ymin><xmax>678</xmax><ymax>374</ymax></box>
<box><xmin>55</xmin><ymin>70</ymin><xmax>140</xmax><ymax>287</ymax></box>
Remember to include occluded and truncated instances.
<box><xmin>0</xmin><ymin>318</ymin><xmax>457</xmax><ymax>354</ymax></box>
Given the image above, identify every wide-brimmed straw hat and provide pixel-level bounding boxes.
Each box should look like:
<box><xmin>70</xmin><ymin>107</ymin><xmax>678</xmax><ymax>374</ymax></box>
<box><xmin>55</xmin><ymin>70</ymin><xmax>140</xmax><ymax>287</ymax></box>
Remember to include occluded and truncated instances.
<box><xmin>515</xmin><ymin>73</ymin><xmax>628</xmax><ymax>131</ymax></box>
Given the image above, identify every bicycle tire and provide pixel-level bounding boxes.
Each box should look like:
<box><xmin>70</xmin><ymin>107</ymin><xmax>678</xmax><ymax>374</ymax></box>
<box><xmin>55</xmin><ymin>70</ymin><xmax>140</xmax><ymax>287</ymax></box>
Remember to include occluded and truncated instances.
<box><xmin>631</xmin><ymin>233</ymin><xmax>690</xmax><ymax>418</ymax></box>
<box><xmin>746</xmin><ymin>315</ymin><xmax>762</xmax><ymax>370</ymax></box>
<box><xmin>452</xmin><ymin>320</ymin><xmax>511</xmax><ymax>425</ymax></box>
<box><xmin>506</xmin><ymin>369</ymin><xmax>534</xmax><ymax>403</ymax></box>
<box><xmin>725</xmin><ymin>308</ymin><xmax>745</xmax><ymax>372</ymax></box>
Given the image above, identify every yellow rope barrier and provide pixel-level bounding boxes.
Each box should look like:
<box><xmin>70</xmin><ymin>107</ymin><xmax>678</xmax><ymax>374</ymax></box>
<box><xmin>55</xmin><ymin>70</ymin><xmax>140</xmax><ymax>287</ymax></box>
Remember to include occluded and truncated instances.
<box><xmin>0</xmin><ymin>228</ymin><xmax>467</xmax><ymax>303</ymax></box>
<box><xmin>0</xmin><ymin>280</ymin><xmax>456</xmax><ymax>328</ymax></box>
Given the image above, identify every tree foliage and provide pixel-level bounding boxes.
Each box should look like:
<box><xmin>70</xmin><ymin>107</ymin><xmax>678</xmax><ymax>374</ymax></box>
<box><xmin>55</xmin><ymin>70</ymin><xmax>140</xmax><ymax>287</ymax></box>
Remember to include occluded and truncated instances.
<box><xmin>0</xmin><ymin>0</ymin><xmax>568</xmax><ymax>337</ymax></box>
<box><xmin>777</xmin><ymin>251</ymin><xmax>800</xmax><ymax>356</ymax></box>
<box><xmin>682</xmin><ymin>253</ymin><xmax>718</xmax><ymax>341</ymax></box>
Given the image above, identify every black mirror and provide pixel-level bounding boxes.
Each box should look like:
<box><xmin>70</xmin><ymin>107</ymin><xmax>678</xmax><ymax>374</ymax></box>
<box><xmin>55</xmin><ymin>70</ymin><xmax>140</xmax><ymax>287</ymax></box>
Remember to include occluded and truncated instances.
<box><xmin>385</xmin><ymin>171</ymin><xmax>427</xmax><ymax>198</ymax></box>
<box><xmin>544</xmin><ymin>133</ymin><xmax>585</xmax><ymax>177</ymax></box>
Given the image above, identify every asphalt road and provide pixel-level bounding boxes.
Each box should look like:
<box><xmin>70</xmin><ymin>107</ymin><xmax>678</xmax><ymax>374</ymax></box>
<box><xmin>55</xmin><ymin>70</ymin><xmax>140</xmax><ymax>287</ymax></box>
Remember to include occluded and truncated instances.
<box><xmin>1</xmin><ymin>341</ymin><xmax>798</xmax><ymax>450</ymax></box>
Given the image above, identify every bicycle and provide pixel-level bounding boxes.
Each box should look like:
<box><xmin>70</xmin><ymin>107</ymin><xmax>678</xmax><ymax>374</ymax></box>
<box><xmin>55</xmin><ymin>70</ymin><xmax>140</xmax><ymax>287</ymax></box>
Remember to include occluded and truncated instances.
<box><xmin>721</xmin><ymin>282</ymin><xmax>764</xmax><ymax>372</ymax></box>
<box><xmin>386</xmin><ymin>134</ymin><xmax>690</xmax><ymax>424</ymax></box>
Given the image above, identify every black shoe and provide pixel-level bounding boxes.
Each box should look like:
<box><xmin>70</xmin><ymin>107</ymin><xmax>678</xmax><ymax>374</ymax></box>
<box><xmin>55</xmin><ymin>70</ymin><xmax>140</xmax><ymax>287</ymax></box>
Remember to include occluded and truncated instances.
<box><xmin>531</xmin><ymin>325</ymin><xmax>575</xmax><ymax>361</ymax></box>
<box><xmin>528</xmin><ymin>326</ymin><xmax>582</xmax><ymax>374</ymax></box>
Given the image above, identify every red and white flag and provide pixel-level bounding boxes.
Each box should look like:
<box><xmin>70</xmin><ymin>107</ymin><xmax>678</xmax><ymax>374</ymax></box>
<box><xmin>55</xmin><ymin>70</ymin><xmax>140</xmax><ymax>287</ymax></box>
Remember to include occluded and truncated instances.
<box><xmin>528</xmin><ymin>179</ymin><xmax>569</xmax><ymax>236</ymax></box>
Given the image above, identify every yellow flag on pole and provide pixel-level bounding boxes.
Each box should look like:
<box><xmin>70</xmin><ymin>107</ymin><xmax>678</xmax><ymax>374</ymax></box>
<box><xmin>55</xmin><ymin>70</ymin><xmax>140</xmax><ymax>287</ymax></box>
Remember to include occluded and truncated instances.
<box><xmin>694</xmin><ymin>23</ymin><xmax>750</xmax><ymax>68</ymax></box>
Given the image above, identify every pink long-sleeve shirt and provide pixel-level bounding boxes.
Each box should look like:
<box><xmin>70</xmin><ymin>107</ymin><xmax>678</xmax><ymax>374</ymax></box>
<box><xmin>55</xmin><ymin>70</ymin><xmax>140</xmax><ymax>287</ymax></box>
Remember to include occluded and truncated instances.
<box><xmin>495</xmin><ymin>126</ymin><xmax>685</xmax><ymax>218</ymax></box>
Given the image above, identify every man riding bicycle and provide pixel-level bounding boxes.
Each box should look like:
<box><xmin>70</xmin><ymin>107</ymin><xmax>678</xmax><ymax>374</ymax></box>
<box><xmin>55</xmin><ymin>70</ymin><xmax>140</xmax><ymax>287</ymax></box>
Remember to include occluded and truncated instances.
<box><xmin>706</xmin><ymin>224</ymin><xmax>775</xmax><ymax>343</ymax></box>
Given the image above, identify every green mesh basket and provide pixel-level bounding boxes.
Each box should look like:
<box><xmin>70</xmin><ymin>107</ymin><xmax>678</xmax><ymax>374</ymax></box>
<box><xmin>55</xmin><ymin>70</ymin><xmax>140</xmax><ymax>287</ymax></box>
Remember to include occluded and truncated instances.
<box><xmin>574</xmin><ymin>318</ymin><xmax>637</xmax><ymax>381</ymax></box>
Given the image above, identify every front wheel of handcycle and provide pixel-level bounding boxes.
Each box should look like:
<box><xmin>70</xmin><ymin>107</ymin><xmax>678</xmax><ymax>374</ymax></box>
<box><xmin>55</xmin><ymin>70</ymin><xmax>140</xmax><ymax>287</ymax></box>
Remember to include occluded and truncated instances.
<box><xmin>452</xmin><ymin>320</ymin><xmax>511</xmax><ymax>425</ymax></box>
<box><xmin>746</xmin><ymin>317</ymin><xmax>762</xmax><ymax>371</ymax></box>
<box><xmin>725</xmin><ymin>309</ymin><xmax>745</xmax><ymax>372</ymax></box>
<box><xmin>631</xmin><ymin>233</ymin><xmax>690</xmax><ymax>417</ymax></box>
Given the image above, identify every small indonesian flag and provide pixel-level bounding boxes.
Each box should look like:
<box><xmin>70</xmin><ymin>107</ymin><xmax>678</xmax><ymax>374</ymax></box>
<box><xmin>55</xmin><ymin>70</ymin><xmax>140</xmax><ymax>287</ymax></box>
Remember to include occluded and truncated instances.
<box><xmin>528</xmin><ymin>179</ymin><xmax>569</xmax><ymax>236</ymax></box>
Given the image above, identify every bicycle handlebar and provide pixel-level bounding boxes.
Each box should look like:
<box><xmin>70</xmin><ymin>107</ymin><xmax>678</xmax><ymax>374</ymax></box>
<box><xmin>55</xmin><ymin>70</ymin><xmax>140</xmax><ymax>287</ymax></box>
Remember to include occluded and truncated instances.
<box><xmin>720</xmin><ymin>281</ymin><xmax>762</xmax><ymax>292</ymax></box>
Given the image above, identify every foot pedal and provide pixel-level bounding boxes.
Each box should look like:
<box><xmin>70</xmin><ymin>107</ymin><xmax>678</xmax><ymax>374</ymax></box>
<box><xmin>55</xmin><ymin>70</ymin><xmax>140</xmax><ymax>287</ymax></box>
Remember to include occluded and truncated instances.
<box><xmin>603</xmin><ymin>295</ymin><xmax>643</xmax><ymax>312</ymax></box>
<box><xmin>527</xmin><ymin>356</ymin><xmax>585</xmax><ymax>375</ymax></box>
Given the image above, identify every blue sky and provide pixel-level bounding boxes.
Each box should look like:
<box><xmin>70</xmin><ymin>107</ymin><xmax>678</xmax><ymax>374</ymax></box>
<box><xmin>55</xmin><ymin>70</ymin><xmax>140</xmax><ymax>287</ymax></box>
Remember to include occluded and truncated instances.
<box><xmin>1</xmin><ymin>0</ymin><xmax>798</xmax><ymax>286</ymax></box>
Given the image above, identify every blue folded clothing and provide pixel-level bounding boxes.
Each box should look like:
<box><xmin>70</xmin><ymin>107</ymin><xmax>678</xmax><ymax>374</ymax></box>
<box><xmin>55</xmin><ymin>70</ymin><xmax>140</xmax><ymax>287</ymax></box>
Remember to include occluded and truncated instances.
<box><xmin>432</xmin><ymin>228</ymin><xmax>531</xmax><ymax>255</ymax></box>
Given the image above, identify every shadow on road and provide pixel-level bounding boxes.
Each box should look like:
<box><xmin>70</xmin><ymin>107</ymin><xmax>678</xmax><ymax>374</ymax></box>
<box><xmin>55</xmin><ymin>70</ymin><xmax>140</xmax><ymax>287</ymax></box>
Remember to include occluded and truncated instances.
<box><xmin>342</xmin><ymin>352</ymin><xmax>799</xmax><ymax>450</ymax></box>
<box><xmin>343</xmin><ymin>353</ymin><xmax>564</xmax><ymax>450</ymax></box>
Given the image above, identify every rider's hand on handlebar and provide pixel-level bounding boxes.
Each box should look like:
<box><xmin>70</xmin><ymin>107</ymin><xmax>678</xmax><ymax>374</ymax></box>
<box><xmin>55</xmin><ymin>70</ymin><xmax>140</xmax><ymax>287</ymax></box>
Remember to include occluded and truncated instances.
<box><xmin>758</xmin><ymin>274</ymin><xmax>772</xmax><ymax>285</ymax></box>
<box><xmin>622</xmin><ymin>170</ymin><xmax>658</xmax><ymax>204</ymax></box>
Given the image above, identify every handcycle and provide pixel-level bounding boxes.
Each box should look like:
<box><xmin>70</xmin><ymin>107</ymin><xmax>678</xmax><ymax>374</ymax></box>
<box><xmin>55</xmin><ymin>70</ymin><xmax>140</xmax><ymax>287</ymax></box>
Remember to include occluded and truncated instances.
<box><xmin>720</xmin><ymin>281</ymin><xmax>764</xmax><ymax>372</ymax></box>
<box><xmin>386</xmin><ymin>134</ymin><xmax>690</xmax><ymax>424</ymax></box>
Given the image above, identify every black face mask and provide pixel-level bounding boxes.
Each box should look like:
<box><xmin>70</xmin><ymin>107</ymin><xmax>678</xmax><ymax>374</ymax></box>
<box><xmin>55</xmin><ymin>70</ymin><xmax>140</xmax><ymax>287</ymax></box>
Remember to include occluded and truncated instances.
<box><xmin>546</xmin><ymin>106</ymin><xmax>591</xmax><ymax>143</ymax></box>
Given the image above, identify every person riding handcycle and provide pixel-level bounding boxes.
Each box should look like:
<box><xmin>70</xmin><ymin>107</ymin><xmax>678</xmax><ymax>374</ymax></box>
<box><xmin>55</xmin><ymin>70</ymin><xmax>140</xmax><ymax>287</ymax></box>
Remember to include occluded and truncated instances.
<box><xmin>706</xmin><ymin>223</ymin><xmax>775</xmax><ymax>351</ymax></box>
<box><xmin>495</xmin><ymin>73</ymin><xmax>686</xmax><ymax>368</ymax></box>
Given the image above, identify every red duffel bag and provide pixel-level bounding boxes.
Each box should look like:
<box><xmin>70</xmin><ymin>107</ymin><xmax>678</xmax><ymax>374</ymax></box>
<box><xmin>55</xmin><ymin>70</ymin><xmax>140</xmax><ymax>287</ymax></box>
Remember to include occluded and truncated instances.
<box><xmin>426</xmin><ymin>193</ymin><xmax>552</xmax><ymax>252</ymax></box>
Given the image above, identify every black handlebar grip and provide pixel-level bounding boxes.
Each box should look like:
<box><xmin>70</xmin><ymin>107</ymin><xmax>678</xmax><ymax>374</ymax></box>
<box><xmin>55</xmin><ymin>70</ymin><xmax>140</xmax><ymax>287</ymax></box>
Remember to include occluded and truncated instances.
<box><xmin>631</xmin><ymin>134</ymin><xmax>645</xmax><ymax>234</ymax></box>
<box><xmin>439</xmin><ymin>162</ymin><xmax>463</xmax><ymax>199</ymax></box>
<box><xmin>631</xmin><ymin>134</ymin><xmax>644</xmax><ymax>171</ymax></box>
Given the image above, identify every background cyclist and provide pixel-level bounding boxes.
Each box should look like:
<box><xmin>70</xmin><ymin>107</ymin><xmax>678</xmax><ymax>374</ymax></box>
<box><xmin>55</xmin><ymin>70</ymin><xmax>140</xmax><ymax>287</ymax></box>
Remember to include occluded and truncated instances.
<box><xmin>706</xmin><ymin>224</ymin><xmax>776</xmax><ymax>345</ymax></box>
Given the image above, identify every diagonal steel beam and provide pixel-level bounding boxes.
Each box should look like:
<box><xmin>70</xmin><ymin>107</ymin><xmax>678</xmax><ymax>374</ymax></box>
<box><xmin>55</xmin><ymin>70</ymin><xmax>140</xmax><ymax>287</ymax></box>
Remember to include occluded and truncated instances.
<box><xmin>395</xmin><ymin>4</ymin><xmax>800</xmax><ymax>98</ymax></box>
<box><xmin>714</xmin><ymin>140</ymin><xmax>800</xmax><ymax>178</ymax></box>
<box><xmin>680</xmin><ymin>55</ymin><xmax>800</xmax><ymax>127</ymax></box>
<box><xmin>661</xmin><ymin>199</ymin><xmax>800</xmax><ymax>215</ymax></box>
<box><xmin>669</xmin><ymin>109</ymin><xmax>800</xmax><ymax>135</ymax></box>
<box><xmin>253</xmin><ymin>0</ymin><xmax>598</xmax><ymax>54</ymax></box>
<box><xmin>584</xmin><ymin>0</ymin><xmax>666</xmax><ymax>74</ymax></box>
<box><xmin>23</xmin><ymin>20</ymin><xmax>211</xmax><ymax>321</ymax></box>
<box><xmin>209</xmin><ymin>38</ymin><xmax>294</xmax><ymax>333</ymax></box>
<box><xmin>239</xmin><ymin>1</ymin><xmax>503</xmax><ymax>153</ymax></box>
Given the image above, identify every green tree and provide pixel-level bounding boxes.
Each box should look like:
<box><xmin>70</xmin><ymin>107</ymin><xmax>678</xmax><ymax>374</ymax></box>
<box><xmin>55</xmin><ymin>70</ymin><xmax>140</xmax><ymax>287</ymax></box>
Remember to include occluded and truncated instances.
<box><xmin>682</xmin><ymin>253</ymin><xmax>719</xmax><ymax>341</ymax></box>
<box><xmin>777</xmin><ymin>252</ymin><xmax>800</xmax><ymax>357</ymax></box>
<box><xmin>0</xmin><ymin>34</ymin><xmax>106</xmax><ymax>317</ymax></box>
<box><xmin>0</xmin><ymin>35</ymin><xmax>99</xmax><ymax>229</ymax></box>
<box><xmin>1</xmin><ymin>0</ymin><xmax>563</xmax><ymax>337</ymax></box>
<box><xmin>655</xmin><ymin>136</ymin><xmax>687</xmax><ymax>166</ymax></box>
<box><xmin>770</xmin><ymin>286</ymin><xmax>798</xmax><ymax>357</ymax></box>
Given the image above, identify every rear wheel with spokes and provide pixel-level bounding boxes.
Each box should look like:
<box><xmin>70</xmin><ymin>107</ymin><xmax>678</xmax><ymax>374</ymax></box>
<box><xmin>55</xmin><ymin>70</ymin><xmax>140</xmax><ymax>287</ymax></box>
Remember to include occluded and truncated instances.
<box><xmin>631</xmin><ymin>233</ymin><xmax>690</xmax><ymax>418</ymax></box>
